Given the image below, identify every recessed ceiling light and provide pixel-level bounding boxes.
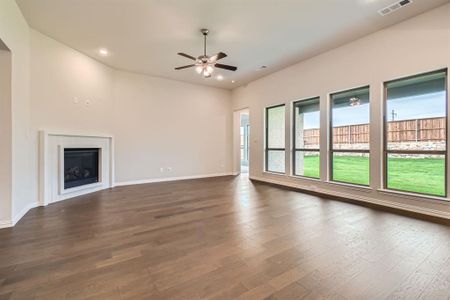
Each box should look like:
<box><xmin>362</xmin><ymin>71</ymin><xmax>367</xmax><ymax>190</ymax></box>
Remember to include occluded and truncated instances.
<box><xmin>231</xmin><ymin>80</ymin><xmax>235</xmax><ymax>83</ymax></box>
<box><xmin>216</xmin><ymin>75</ymin><xmax>224</xmax><ymax>81</ymax></box>
<box><xmin>98</xmin><ymin>48</ymin><xmax>109</xmax><ymax>56</ymax></box>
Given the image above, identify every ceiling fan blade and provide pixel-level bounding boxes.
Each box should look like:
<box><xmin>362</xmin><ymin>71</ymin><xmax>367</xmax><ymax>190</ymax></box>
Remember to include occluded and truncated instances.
<box><xmin>177</xmin><ymin>53</ymin><xmax>197</xmax><ymax>61</ymax></box>
<box><xmin>209</xmin><ymin>52</ymin><xmax>227</xmax><ymax>62</ymax></box>
<box><xmin>174</xmin><ymin>64</ymin><xmax>196</xmax><ymax>70</ymax></box>
<box><xmin>215</xmin><ymin>63</ymin><xmax>237</xmax><ymax>71</ymax></box>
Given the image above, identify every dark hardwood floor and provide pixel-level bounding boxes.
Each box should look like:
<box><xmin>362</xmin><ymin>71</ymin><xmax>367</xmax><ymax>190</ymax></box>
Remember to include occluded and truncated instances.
<box><xmin>0</xmin><ymin>175</ymin><xmax>449</xmax><ymax>300</ymax></box>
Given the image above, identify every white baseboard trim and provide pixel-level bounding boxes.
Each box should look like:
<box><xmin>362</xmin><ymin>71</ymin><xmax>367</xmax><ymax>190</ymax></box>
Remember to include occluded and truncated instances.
<box><xmin>250</xmin><ymin>176</ymin><xmax>450</xmax><ymax>220</ymax></box>
<box><xmin>0</xmin><ymin>220</ymin><xmax>13</xmax><ymax>229</ymax></box>
<box><xmin>115</xmin><ymin>172</ymin><xmax>236</xmax><ymax>187</ymax></box>
<box><xmin>0</xmin><ymin>202</ymin><xmax>39</xmax><ymax>229</ymax></box>
<box><xmin>13</xmin><ymin>202</ymin><xmax>39</xmax><ymax>226</ymax></box>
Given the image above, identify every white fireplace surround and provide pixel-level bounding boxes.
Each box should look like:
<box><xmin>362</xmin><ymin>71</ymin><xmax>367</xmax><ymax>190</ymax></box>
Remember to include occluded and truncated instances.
<box><xmin>39</xmin><ymin>131</ymin><xmax>114</xmax><ymax>206</ymax></box>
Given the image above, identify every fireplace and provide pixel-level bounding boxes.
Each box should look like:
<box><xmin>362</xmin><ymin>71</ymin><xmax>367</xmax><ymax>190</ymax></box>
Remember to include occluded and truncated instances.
<box><xmin>64</xmin><ymin>148</ymin><xmax>100</xmax><ymax>189</ymax></box>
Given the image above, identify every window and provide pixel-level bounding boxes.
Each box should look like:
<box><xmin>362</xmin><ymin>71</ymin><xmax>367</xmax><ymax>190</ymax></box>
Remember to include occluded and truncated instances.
<box><xmin>266</xmin><ymin>104</ymin><xmax>285</xmax><ymax>173</ymax></box>
<box><xmin>293</xmin><ymin>97</ymin><xmax>320</xmax><ymax>178</ymax></box>
<box><xmin>330</xmin><ymin>86</ymin><xmax>370</xmax><ymax>185</ymax></box>
<box><xmin>384</xmin><ymin>70</ymin><xmax>447</xmax><ymax>197</ymax></box>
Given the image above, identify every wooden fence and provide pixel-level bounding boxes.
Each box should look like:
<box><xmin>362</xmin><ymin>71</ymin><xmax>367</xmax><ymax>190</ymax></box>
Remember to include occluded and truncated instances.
<box><xmin>303</xmin><ymin>117</ymin><xmax>446</xmax><ymax>145</ymax></box>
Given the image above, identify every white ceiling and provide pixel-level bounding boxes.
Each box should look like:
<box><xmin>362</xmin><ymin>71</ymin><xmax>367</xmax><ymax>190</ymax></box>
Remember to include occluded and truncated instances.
<box><xmin>16</xmin><ymin>0</ymin><xmax>449</xmax><ymax>90</ymax></box>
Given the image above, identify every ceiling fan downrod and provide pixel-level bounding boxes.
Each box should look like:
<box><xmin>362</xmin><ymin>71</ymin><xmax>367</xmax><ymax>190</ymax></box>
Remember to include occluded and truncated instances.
<box><xmin>201</xmin><ymin>28</ymin><xmax>209</xmax><ymax>58</ymax></box>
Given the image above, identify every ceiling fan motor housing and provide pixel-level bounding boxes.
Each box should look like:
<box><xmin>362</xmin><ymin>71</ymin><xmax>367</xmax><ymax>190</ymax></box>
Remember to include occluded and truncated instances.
<box><xmin>199</xmin><ymin>56</ymin><xmax>209</xmax><ymax>62</ymax></box>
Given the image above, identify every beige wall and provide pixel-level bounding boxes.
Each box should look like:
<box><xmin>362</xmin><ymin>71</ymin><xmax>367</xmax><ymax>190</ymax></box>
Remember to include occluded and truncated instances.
<box><xmin>31</xmin><ymin>29</ymin><xmax>115</xmax><ymax>133</ymax></box>
<box><xmin>30</xmin><ymin>30</ymin><xmax>233</xmax><ymax>186</ymax></box>
<box><xmin>0</xmin><ymin>0</ymin><xmax>33</xmax><ymax>226</ymax></box>
<box><xmin>113</xmin><ymin>71</ymin><xmax>232</xmax><ymax>183</ymax></box>
<box><xmin>0</xmin><ymin>49</ymin><xmax>12</xmax><ymax>223</ymax></box>
<box><xmin>231</xmin><ymin>4</ymin><xmax>450</xmax><ymax>218</ymax></box>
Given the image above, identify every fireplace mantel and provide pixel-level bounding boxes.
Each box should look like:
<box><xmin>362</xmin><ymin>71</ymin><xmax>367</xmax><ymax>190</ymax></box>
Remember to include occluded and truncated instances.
<box><xmin>39</xmin><ymin>131</ymin><xmax>114</xmax><ymax>206</ymax></box>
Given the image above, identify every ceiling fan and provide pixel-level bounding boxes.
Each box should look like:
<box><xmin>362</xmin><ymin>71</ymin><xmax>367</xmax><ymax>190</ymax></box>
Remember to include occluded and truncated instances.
<box><xmin>175</xmin><ymin>29</ymin><xmax>237</xmax><ymax>78</ymax></box>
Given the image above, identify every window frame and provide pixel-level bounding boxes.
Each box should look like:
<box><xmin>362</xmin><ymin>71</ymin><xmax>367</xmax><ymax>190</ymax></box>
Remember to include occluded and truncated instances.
<box><xmin>292</xmin><ymin>97</ymin><xmax>320</xmax><ymax>179</ymax></box>
<box><xmin>383</xmin><ymin>69</ymin><xmax>448</xmax><ymax>197</ymax></box>
<box><xmin>265</xmin><ymin>104</ymin><xmax>286</xmax><ymax>174</ymax></box>
<box><xmin>329</xmin><ymin>85</ymin><xmax>371</xmax><ymax>186</ymax></box>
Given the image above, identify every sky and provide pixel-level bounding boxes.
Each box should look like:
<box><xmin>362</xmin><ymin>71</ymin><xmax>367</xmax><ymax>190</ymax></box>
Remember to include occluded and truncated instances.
<box><xmin>302</xmin><ymin>91</ymin><xmax>446</xmax><ymax>129</ymax></box>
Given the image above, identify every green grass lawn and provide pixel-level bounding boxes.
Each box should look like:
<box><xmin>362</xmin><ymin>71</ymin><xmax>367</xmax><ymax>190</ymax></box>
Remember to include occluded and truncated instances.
<box><xmin>299</xmin><ymin>155</ymin><xmax>445</xmax><ymax>196</ymax></box>
<box><xmin>301</xmin><ymin>155</ymin><xmax>320</xmax><ymax>179</ymax></box>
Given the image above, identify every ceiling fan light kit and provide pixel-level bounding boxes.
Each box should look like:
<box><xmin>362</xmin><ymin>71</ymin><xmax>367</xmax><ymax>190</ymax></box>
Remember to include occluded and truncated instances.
<box><xmin>175</xmin><ymin>28</ymin><xmax>237</xmax><ymax>78</ymax></box>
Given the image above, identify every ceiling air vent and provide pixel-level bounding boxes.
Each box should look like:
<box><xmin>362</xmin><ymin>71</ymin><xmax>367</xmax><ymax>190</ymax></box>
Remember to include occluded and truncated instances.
<box><xmin>378</xmin><ymin>0</ymin><xmax>412</xmax><ymax>16</ymax></box>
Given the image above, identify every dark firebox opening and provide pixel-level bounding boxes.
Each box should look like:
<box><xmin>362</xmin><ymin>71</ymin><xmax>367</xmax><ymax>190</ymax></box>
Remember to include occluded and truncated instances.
<box><xmin>64</xmin><ymin>148</ymin><xmax>99</xmax><ymax>189</ymax></box>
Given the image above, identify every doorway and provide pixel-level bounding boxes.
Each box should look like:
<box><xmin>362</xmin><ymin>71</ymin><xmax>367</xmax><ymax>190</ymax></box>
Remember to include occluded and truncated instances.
<box><xmin>240</xmin><ymin>112</ymin><xmax>250</xmax><ymax>174</ymax></box>
<box><xmin>233</xmin><ymin>108</ymin><xmax>250</xmax><ymax>175</ymax></box>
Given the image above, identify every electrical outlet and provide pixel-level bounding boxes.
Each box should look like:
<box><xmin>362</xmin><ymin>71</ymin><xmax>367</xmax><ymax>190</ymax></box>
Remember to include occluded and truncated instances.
<box><xmin>160</xmin><ymin>167</ymin><xmax>164</xmax><ymax>172</ymax></box>
<box><xmin>73</xmin><ymin>97</ymin><xmax>79</xmax><ymax>104</ymax></box>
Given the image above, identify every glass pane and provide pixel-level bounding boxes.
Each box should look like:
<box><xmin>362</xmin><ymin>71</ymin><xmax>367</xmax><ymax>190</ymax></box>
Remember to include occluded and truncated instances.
<box><xmin>331</xmin><ymin>87</ymin><xmax>370</xmax><ymax>150</ymax></box>
<box><xmin>387</xmin><ymin>154</ymin><xmax>445</xmax><ymax>197</ymax></box>
<box><xmin>295</xmin><ymin>151</ymin><xmax>319</xmax><ymax>178</ymax></box>
<box><xmin>332</xmin><ymin>152</ymin><xmax>369</xmax><ymax>185</ymax></box>
<box><xmin>267</xmin><ymin>150</ymin><xmax>285</xmax><ymax>173</ymax></box>
<box><xmin>267</xmin><ymin>106</ymin><xmax>285</xmax><ymax>148</ymax></box>
<box><xmin>294</xmin><ymin>98</ymin><xmax>320</xmax><ymax>149</ymax></box>
<box><xmin>386</xmin><ymin>71</ymin><xmax>446</xmax><ymax>151</ymax></box>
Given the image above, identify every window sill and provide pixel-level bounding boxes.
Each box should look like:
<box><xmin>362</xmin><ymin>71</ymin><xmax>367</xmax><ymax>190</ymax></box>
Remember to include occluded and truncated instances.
<box><xmin>263</xmin><ymin>171</ymin><xmax>286</xmax><ymax>176</ymax></box>
<box><xmin>289</xmin><ymin>175</ymin><xmax>321</xmax><ymax>182</ymax></box>
<box><xmin>325</xmin><ymin>180</ymin><xmax>372</xmax><ymax>193</ymax></box>
<box><xmin>377</xmin><ymin>189</ymin><xmax>450</xmax><ymax>204</ymax></box>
